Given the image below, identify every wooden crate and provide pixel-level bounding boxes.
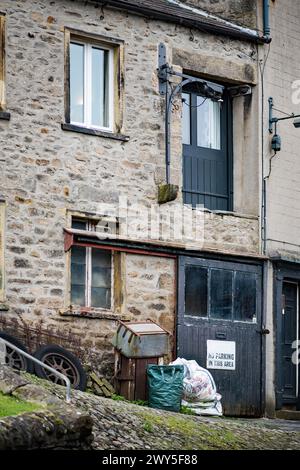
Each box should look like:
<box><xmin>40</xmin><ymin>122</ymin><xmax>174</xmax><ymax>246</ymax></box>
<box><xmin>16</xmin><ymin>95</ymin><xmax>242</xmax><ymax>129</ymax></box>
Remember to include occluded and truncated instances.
<box><xmin>114</xmin><ymin>349</ymin><xmax>163</xmax><ymax>401</ymax></box>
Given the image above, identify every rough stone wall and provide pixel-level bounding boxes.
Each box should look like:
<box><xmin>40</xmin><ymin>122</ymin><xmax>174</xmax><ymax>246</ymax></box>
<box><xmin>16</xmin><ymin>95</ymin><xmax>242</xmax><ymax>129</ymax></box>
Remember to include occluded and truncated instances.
<box><xmin>180</xmin><ymin>0</ymin><xmax>258</xmax><ymax>28</ymax></box>
<box><xmin>0</xmin><ymin>365</ymin><xmax>93</xmax><ymax>450</ymax></box>
<box><xmin>124</xmin><ymin>255</ymin><xmax>175</xmax><ymax>331</ymax></box>
<box><xmin>124</xmin><ymin>254</ymin><xmax>176</xmax><ymax>361</ymax></box>
<box><xmin>0</xmin><ymin>0</ymin><xmax>260</xmax><ymax>373</ymax></box>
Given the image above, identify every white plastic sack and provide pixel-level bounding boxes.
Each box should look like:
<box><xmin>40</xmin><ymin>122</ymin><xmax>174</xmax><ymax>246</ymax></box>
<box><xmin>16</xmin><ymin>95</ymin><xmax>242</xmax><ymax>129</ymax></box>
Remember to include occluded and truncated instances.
<box><xmin>170</xmin><ymin>357</ymin><xmax>222</xmax><ymax>416</ymax></box>
<box><xmin>182</xmin><ymin>398</ymin><xmax>222</xmax><ymax>416</ymax></box>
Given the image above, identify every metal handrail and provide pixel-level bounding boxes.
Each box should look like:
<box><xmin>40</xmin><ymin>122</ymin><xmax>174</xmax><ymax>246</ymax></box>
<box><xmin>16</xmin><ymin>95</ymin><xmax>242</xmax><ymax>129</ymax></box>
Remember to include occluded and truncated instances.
<box><xmin>0</xmin><ymin>338</ymin><xmax>71</xmax><ymax>402</ymax></box>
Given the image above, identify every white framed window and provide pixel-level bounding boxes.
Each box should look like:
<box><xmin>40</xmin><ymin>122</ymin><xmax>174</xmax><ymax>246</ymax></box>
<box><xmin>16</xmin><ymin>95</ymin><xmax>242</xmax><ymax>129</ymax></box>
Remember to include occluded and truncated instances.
<box><xmin>70</xmin><ymin>218</ymin><xmax>113</xmax><ymax>309</ymax></box>
<box><xmin>70</xmin><ymin>40</ymin><xmax>114</xmax><ymax>132</ymax></box>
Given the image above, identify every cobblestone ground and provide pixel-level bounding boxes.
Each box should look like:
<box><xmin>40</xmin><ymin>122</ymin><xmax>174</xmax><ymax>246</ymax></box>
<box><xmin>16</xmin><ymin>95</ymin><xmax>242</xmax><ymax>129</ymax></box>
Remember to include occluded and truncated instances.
<box><xmin>24</xmin><ymin>375</ymin><xmax>300</xmax><ymax>451</ymax></box>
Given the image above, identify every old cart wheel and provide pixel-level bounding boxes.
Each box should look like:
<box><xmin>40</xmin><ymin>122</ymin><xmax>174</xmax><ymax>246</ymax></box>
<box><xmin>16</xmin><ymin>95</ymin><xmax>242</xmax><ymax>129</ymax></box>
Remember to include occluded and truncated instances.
<box><xmin>33</xmin><ymin>344</ymin><xmax>87</xmax><ymax>391</ymax></box>
<box><xmin>0</xmin><ymin>332</ymin><xmax>34</xmax><ymax>373</ymax></box>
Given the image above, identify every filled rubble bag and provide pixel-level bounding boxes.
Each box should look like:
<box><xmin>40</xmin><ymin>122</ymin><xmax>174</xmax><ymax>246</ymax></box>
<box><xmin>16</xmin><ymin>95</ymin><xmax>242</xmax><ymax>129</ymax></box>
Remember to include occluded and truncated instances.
<box><xmin>147</xmin><ymin>364</ymin><xmax>184</xmax><ymax>412</ymax></box>
<box><xmin>170</xmin><ymin>358</ymin><xmax>223</xmax><ymax>416</ymax></box>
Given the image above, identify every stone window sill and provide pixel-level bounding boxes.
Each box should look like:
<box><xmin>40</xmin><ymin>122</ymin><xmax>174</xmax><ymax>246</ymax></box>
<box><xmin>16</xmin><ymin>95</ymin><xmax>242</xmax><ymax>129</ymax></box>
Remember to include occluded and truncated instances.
<box><xmin>59</xmin><ymin>307</ymin><xmax>130</xmax><ymax>321</ymax></box>
<box><xmin>61</xmin><ymin>123</ymin><xmax>129</xmax><ymax>142</ymax></box>
<box><xmin>187</xmin><ymin>205</ymin><xmax>258</xmax><ymax>220</ymax></box>
<box><xmin>0</xmin><ymin>111</ymin><xmax>10</xmax><ymax>121</ymax></box>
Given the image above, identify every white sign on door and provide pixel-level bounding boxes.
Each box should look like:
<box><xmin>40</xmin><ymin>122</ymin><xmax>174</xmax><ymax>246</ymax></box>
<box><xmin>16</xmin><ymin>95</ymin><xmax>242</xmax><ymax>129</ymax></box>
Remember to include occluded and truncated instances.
<box><xmin>206</xmin><ymin>340</ymin><xmax>236</xmax><ymax>370</ymax></box>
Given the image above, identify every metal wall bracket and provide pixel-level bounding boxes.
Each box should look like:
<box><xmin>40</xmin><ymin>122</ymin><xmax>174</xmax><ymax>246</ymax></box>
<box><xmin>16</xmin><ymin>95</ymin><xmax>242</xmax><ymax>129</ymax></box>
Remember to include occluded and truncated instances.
<box><xmin>157</xmin><ymin>43</ymin><xmax>224</xmax><ymax>184</ymax></box>
<box><xmin>269</xmin><ymin>96</ymin><xmax>300</xmax><ymax>134</ymax></box>
<box><xmin>269</xmin><ymin>97</ymin><xmax>276</xmax><ymax>133</ymax></box>
<box><xmin>158</xmin><ymin>43</ymin><xmax>168</xmax><ymax>95</ymax></box>
<box><xmin>228</xmin><ymin>84</ymin><xmax>252</xmax><ymax>98</ymax></box>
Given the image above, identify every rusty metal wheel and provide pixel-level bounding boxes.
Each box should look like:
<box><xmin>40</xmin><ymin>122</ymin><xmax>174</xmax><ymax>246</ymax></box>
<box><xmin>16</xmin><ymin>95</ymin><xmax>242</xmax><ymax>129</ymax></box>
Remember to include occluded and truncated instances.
<box><xmin>0</xmin><ymin>332</ymin><xmax>34</xmax><ymax>372</ymax></box>
<box><xmin>33</xmin><ymin>344</ymin><xmax>87</xmax><ymax>391</ymax></box>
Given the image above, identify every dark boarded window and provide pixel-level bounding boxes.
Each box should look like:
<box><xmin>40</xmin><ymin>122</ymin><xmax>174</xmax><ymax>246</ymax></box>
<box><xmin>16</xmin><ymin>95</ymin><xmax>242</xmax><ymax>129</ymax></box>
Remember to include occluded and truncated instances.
<box><xmin>210</xmin><ymin>269</ymin><xmax>233</xmax><ymax>320</ymax></box>
<box><xmin>184</xmin><ymin>264</ymin><xmax>257</xmax><ymax>322</ymax></box>
<box><xmin>185</xmin><ymin>266</ymin><xmax>208</xmax><ymax>316</ymax></box>
<box><xmin>70</xmin><ymin>218</ymin><xmax>112</xmax><ymax>309</ymax></box>
<box><xmin>234</xmin><ymin>271</ymin><xmax>257</xmax><ymax>322</ymax></box>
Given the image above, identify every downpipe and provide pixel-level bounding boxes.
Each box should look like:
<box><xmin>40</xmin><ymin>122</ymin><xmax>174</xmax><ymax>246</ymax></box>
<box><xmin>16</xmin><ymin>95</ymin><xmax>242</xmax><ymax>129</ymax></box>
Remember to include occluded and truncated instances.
<box><xmin>263</xmin><ymin>0</ymin><xmax>271</xmax><ymax>41</ymax></box>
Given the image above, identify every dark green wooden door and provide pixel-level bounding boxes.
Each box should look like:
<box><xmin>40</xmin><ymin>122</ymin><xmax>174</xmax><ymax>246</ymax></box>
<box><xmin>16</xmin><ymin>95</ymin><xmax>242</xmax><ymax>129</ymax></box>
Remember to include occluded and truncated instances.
<box><xmin>282</xmin><ymin>282</ymin><xmax>299</xmax><ymax>406</ymax></box>
<box><xmin>182</xmin><ymin>83</ymin><xmax>232</xmax><ymax>211</ymax></box>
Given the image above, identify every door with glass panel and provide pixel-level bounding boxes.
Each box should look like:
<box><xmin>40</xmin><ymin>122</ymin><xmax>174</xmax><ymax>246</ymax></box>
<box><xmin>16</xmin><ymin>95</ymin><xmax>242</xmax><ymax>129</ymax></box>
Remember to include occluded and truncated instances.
<box><xmin>177</xmin><ymin>257</ymin><xmax>263</xmax><ymax>416</ymax></box>
<box><xmin>182</xmin><ymin>82</ymin><xmax>232</xmax><ymax>210</ymax></box>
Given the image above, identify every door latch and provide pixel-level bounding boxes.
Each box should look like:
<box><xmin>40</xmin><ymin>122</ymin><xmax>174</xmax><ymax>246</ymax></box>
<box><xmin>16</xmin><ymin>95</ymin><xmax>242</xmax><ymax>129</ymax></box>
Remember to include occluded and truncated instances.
<box><xmin>257</xmin><ymin>328</ymin><xmax>270</xmax><ymax>335</ymax></box>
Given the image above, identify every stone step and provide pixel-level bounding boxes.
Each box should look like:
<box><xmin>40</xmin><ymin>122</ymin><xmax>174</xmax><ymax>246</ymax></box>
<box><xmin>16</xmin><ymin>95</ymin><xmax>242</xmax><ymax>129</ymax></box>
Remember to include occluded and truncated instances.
<box><xmin>276</xmin><ymin>410</ymin><xmax>300</xmax><ymax>421</ymax></box>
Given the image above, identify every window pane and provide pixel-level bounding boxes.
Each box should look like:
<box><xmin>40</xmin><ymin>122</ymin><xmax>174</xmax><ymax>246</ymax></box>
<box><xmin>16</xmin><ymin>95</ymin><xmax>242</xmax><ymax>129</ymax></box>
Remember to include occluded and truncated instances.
<box><xmin>91</xmin><ymin>287</ymin><xmax>111</xmax><ymax>309</ymax></box>
<box><xmin>91</xmin><ymin>249</ymin><xmax>111</xmax><ymax>308</ymax></box>
<box><xmin>91</xmin><ymin>47</ymin><xmax>109</xmax><ymax>128</ymax></box>
<box><xmin>185</xmin><ymin>266</ymin><xmax>208</xmax><ymax>317</ymax></box>
<box><xmin>70</xmin><ymin>43</ymin><xmax>84</xmax><ymax>124</ymax></box>
<box><xmin>71</xmin><ymin>246</ymin><xmax>86</xmax><ymax>306</ymax></box>
<box><xmin>182</xmin><ymin>92</ymin><xmax>191</xmax><ymax>145</ymax></box>
<box><xmin>234</xmin><ymin>272</ymin><xmax>257</xmax><ymax>322</ymax></box>
<box><xmin>197</xmin><ymin>97</ymin><xmax>221</xmax><ymax>150</ymax></box>
<box><xmin>72</xmin><ymin>218</ymin><xmax>87</xmax><ymax>230</ymax></box>
<box><xmin>210</xmin><ymin>269</ymin><xmax>233</xmax><ymax>320</ymax></box>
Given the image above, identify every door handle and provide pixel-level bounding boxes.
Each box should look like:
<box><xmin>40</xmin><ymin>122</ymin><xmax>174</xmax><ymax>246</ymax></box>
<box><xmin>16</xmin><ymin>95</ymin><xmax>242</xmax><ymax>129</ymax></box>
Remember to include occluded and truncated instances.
<box><xmin>215</xmin><ymin>332</ymin><xmax>227</xmax><ymax>340</ymax></box>
<box><xmin>256</xmin><ymin>328</ymin><xmax>270</xmax><ymax>335</ymax></box>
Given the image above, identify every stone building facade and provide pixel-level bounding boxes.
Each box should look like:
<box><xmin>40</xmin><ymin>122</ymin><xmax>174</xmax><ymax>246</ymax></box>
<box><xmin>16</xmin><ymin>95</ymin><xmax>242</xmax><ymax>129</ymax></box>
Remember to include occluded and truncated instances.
<box><xmin>0</xmin><ymin>0</ymin><xmax>299</xmax><ymax>417</ymax></box>
<box><xmin>262</xmin><ymin>0</ymin><xmax>300</xmax><ymax>417</ymax></box>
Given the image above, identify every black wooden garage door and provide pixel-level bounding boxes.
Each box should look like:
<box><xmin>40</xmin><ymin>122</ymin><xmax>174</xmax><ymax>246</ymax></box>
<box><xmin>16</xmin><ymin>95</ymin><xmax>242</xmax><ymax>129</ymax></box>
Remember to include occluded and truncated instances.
<box><xmin>177</xmin><ymin>257</ymin><xmax>263</xmax><ymax>417</ymax></box>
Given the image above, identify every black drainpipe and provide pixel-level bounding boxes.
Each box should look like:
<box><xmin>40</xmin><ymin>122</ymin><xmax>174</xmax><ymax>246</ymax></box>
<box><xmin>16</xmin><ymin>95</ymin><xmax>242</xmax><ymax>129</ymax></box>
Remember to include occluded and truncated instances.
<box><xmin>263</xmin><ymin>0</ymin><xmax>271</xmax><ymax>39</ymax></box>
<box><xmin>261</xmin><ymin>0</ymin><xmax>272</xmax><ymax>418</ymax></box>
<box><xmin>261</xmin><ymin>0</ymin><xmax>272</xmax><ymax>255</ymax></box>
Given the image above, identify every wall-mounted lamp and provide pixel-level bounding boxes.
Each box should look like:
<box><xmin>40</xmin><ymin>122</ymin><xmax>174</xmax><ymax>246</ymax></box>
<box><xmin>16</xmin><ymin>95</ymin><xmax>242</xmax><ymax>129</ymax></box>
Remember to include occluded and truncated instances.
<box><xmin>293</xmin><ymin>117</ymin><xmax>300</xmax><ymax>129</ymax></box>
<box><xmin>269</xmin><ymin>97</ymin><xmax>300</xmax><ymax>151</ymax></box>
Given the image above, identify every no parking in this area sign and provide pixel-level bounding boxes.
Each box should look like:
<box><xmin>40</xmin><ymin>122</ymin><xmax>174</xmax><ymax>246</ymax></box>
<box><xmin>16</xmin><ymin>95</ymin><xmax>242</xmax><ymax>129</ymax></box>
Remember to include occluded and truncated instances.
<box><xmin>206</xmin><ymin>340</ymin><xmax>236</xmax><ymax>370</ymax></box>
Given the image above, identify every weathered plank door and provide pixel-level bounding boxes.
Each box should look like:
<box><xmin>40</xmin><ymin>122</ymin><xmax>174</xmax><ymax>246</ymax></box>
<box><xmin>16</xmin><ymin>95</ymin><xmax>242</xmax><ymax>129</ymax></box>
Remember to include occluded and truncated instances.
<box><xmin>177</xmin><ymin>257</ymin><xmax>263</xmax><ymax>417</ymax></box>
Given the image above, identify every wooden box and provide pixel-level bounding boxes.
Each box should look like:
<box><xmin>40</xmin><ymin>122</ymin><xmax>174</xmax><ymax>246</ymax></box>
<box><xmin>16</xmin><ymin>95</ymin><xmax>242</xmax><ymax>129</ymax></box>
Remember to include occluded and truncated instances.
<box><xmin>114</xmin><ymin>349</ymin><xmax>164</xmax><ymax>401</ymax></box>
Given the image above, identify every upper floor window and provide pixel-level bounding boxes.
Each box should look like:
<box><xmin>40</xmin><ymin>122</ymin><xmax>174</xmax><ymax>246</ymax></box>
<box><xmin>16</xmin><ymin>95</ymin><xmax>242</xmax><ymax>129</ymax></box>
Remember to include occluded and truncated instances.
<box><xmin>70</xmin><ymin>40</ymin><xmax>113</xmax><ymax>130</ymax></box>
<box><xmin>182</xmin><ymin>79</ymin><xmax>233</xmax><ymax>211</ymax></box>
<box><xmin>64</xmin><ymin>29</ymin><xmax>124</xmax><ymax>135</ymax></box>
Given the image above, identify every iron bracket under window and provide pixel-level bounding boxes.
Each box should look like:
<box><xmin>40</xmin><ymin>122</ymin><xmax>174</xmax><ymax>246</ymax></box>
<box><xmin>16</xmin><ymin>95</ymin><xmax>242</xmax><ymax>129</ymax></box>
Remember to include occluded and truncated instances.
<box><xmin>158</xmin><ymin>43</ymin><xmax>226</xmax><ymax>185</ymax></box>
<box><xmin>157</xmin><ymin>43</ymin><xmax>253</xmax><ymax>186</ymax></box>
<box><xmin>227</xmin><ymin>85</ymin><xmax>252</xmax><ymax>98</ymax></box>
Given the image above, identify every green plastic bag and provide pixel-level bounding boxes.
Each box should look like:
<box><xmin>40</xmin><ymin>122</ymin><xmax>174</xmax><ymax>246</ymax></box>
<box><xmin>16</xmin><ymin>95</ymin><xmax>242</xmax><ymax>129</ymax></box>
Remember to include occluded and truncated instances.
<box><xmin>147</xmin><ymin>365</ymin><xmax>184</xmax><ymax>412</ymax></box>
